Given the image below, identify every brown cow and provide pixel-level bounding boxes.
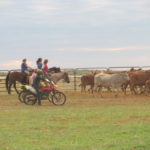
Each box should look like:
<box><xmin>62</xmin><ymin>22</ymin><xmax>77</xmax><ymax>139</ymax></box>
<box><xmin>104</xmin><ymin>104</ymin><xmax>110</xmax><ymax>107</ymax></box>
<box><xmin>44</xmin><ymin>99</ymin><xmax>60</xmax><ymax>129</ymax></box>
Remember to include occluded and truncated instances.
<box><xmin>80</xmin><ymin>73</ymin><xmax>94</xmax><ymax>93</ymax></box>
<box><xmin>145</xmin><ymin>80</ymin><xmax>150</xmax><ymax>95</ymax></box>
<box><xmin>128</xmin><ymin>70</ymin><xmax>150</xmax><ymax>94</ymax></box>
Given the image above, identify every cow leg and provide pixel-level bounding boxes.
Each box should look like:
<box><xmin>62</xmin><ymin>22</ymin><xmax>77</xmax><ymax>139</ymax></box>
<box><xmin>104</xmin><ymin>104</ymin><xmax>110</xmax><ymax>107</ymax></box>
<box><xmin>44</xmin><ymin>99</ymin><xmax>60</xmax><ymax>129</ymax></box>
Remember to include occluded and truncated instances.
<box><xmin>133</xmin><ymin>86</ymin><xmax>142</xmax><ymax>95</ymax></box>
<box><xmin>99</xmin><ymin>86</ymin><xmax>103</xmax><ymax>97</ymax></box>
<box><xmin>140</xmin><ymin>86</ymin><xmax>145</xmax><ymax>94</ymax></box>
<box><xmin>145</xmin><ymin>85</ymin><xmax>149</xmax><ymax>96</ymax></box>
<box><xmin>88</xmin><ymin>85</ymin><xmax>93</xmax><ymax>93</ymax></box>
<box><xmin>81</xmin><ymin>84</ymin><xmax>84</xmax><ymax>92</ymax></box>
<box><xmin>91</xmin><ymin>85</ymin><xmax>94</xmax><ymax>94</ymax></box>
<box><xmin>130</xmin><ymin>83</ymin><xmax>137</xmax><ymax>95</ymax></box>
<box><xmin>107</xmin><ymin>87</ymin><xmax>112</xmax><ymax>92</ymax></box>
<box><xmin>88</xmin><ymin>86</ymin><xmax>91</xmax><ymax>92</ymax></box>
<box><xmin>122</xmin><ymin>83</ymin><xmax>128</xmax><ymax>95</ymax></box>
<box><xmin>121</xmin><ymin>84</ymin><xmax>125</xmax><ymax>95</ymax></box>
<box><xmin>145</xmin><ymin>86</ymin><xmax>150</xmax><ymax>96</ymax></box>
<box><xmin>97</xmin><ymin>86</ymin><xmax>102</xmax><ymax>93</ymax></box>
<box><xmin>80</xmin><ymin>84</ymin><xmax>83</xmax><ymax>92</ymax></box>
<box><xmin>83</xmin><ymin>85</ymin><xmax>86</xmax><ymax>92</ymax></box>
<box><xmin>114</xmin><ymin>88</ymin><xmax>119</xmax><ymax>97</ymax></box>
<box><xmin>81</xmin><ymin>85</ymin><xmax>86</xmax><ymax>92</ymax></box>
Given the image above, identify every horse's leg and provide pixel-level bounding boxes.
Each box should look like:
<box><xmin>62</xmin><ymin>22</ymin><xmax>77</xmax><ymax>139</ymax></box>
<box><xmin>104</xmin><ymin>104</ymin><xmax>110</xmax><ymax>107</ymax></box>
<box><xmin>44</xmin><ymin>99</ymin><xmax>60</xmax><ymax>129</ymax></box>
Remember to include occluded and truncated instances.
<box><xmin>8</xmin><ymin>83</ymin><xmax>13</xmax><ymax>94</ymax></box>
<box><xmin>14</xmin><ymin>81</ymin><xmax>19</xmax><ymax>94</ymax></box>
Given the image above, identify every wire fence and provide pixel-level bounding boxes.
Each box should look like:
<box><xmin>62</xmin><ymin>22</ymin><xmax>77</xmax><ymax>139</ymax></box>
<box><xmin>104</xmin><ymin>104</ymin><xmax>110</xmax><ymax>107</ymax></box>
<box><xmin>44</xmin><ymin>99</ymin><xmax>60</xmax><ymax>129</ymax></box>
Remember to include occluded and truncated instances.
<box><xmin>1</xmin><ymin>66</ymin><xmax>150</xmax><ymax>93</ymax></box>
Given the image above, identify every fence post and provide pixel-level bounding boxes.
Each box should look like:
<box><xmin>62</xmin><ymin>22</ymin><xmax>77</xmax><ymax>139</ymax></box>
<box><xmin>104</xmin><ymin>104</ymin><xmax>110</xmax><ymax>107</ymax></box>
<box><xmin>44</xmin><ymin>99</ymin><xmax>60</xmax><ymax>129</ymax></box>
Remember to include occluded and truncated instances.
<box><xmin>74</xmin><ymin>69</ymin><xmax>77</xmax><ymax>91</ymax></box>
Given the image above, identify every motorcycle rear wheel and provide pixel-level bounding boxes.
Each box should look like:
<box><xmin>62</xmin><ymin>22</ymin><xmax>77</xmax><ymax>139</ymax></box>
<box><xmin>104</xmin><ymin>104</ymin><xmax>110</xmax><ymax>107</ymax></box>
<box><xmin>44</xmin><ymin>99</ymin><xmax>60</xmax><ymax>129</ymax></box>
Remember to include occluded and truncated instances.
<box><xmin>18</xmin><ymin>91</ymin><xmax>26</xmax><ymax>103</ymax></box>
<box><xmin>23</xmin><ymin>92</ymin><xmax>37</xmax><ymax>105</ymax></box>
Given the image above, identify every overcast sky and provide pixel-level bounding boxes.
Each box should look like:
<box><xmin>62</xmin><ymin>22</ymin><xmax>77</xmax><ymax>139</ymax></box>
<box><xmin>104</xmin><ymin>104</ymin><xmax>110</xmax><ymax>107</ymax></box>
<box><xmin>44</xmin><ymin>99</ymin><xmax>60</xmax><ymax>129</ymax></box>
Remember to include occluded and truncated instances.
<box><xmin>0</xmin><ymin>0</ymin><xmax>150</xmax><ymax>69</ymax></box>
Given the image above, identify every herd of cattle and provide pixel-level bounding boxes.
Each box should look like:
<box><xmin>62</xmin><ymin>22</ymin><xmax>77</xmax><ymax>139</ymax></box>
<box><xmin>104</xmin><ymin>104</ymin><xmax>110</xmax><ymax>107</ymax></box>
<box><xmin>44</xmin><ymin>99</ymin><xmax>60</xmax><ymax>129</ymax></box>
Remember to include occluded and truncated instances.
<box><xmin>80</xmin><ymin>69</ymin><xmax>150</xmax><ymax>97</ymax></box>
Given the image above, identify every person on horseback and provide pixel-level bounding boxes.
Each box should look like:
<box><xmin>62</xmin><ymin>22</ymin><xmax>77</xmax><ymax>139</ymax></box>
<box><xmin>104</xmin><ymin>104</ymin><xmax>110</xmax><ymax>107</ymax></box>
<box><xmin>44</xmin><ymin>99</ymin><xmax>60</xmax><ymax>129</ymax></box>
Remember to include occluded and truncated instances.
<box><xmin>36</xmin><ymin>58</ymin><xmax>43</xmax><ymax>70</ymax></box>
<box><xmin>21</xmin><ymin>58</ymin><xmax>32</xmax><ymax>84</ymax></box>
<box><xmin>43</xmin><ymin>59</ymin><xmax>49</xmax><ymax>73</ymax></box>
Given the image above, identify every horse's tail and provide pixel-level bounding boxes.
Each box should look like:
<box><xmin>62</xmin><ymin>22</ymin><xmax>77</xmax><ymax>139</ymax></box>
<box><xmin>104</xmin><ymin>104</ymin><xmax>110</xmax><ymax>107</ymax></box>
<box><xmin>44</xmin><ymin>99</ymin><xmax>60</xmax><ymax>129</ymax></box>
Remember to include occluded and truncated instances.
<box><xmin>5</xmin><ymin>71</ymin><xmax>10</xmax><ymax>93</ymax></box>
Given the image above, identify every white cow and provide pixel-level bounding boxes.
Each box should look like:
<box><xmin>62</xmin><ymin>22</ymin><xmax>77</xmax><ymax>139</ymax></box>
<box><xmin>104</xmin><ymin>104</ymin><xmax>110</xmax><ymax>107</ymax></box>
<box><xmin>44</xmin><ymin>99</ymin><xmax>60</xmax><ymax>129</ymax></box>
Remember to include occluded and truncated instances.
<box><xmin>94</xmin><ymin>73</ymin><xmax>129</xmax><ymax>97</ymax></box>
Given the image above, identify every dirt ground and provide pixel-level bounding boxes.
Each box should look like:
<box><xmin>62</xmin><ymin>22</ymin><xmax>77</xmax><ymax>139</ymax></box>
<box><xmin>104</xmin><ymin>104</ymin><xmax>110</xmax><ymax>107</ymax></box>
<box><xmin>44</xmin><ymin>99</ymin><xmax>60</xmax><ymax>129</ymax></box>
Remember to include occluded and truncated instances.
<box><xmin>0</xmin><ymin>91</ymin><xmax>150</xmax><ymax>108</ymax></box>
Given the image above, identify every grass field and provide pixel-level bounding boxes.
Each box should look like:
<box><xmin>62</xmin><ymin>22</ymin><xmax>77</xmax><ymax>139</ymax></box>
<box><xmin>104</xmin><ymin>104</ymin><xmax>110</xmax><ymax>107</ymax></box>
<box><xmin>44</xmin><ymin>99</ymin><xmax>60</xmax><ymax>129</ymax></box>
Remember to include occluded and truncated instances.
<box><xmin>0</xmin><ymin>92</ymin><xmax>150</xmax><ymax>150</ymax></box>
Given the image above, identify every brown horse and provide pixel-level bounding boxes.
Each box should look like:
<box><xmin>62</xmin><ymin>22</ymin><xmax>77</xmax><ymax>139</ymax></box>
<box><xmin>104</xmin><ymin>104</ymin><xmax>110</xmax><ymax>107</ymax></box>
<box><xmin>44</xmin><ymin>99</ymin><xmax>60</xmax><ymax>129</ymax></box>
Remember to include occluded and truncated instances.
<box><xmin>5</xmin><ymin>71</ymin><xmax>30</xmax><ymax>94</ymax></box>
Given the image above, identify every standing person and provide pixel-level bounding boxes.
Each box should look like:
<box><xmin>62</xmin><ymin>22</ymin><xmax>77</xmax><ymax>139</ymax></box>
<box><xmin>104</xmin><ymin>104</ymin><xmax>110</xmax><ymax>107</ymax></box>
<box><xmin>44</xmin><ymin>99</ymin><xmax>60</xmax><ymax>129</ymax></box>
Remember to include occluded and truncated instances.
<box><xmin>36</xmin><ymin>58</ymin><xmax>43</xmax><ymax>70</ymax></box>
<box><xmin>21</xmin><ymin>58</ymin><xmax>31</xmax><ymax>84</ymax></box>
<box><xmin>43</xmin><ymin>59</ymin><xmax>49</xmax><ymax>73</ymax></box>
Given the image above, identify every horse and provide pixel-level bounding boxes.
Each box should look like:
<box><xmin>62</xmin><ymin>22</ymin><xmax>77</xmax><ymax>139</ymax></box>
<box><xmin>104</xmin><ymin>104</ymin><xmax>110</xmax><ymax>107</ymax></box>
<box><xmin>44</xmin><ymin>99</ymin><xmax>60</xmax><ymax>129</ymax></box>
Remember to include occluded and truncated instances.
<box><xmin>48</xmin><ymin>67</ymin><xmax>61</xmax><ymax>73</ymax></box>
<box><xmin>50</xmin><ymin>72</ymin><xmax>70</xmax><ymax>84</ymax></box>
<box><xmin>5</xmin><ymin>71</ymin><xmax>33</xmax><ymax>94</ymax></box>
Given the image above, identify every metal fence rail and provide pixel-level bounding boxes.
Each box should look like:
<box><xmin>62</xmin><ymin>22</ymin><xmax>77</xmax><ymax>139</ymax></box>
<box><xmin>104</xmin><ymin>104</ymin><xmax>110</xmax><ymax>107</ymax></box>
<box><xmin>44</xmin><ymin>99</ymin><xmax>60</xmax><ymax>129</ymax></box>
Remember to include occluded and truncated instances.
<box><xmin>1</xmin><ymin>66</ymin><xmax>150</xmax><ymax>93</ymax></box>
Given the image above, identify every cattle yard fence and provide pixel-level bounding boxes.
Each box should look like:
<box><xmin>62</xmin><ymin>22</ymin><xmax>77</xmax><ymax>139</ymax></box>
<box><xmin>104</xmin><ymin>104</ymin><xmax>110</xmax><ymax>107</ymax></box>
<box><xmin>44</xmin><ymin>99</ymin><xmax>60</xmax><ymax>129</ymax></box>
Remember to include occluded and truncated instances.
<box><xmin>0</xmin><ymin>66</ymin><xmax>150</xmax><ymax>93</ymax></box>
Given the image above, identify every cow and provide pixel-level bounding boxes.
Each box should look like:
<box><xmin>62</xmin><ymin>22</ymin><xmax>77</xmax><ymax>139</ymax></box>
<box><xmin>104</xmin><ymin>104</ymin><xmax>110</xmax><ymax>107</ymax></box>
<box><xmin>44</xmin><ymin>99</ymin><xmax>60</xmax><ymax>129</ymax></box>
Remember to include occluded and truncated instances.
<box><xmin>94</xmin><ymin>73</ymin><xmax>130</xmax><ymax>97</ymax></box>
<box><xmin>80</xmin><ymin>73</ymin><xmax>94</xmax><ymax>93</ymax></box>
<box><xmin>92</xmin><ymin>70</ymin><xmax>130</xmax><ymax>94</ymax></box>
<box><xmin>145</xmin><ymin>80</ymin><xmax>150</xmax><ymax>96</ymax></box>
<box><xmin>128</xmin><ymin>70</ymin><xmax>150</xmax><ymax>94</ymax></box>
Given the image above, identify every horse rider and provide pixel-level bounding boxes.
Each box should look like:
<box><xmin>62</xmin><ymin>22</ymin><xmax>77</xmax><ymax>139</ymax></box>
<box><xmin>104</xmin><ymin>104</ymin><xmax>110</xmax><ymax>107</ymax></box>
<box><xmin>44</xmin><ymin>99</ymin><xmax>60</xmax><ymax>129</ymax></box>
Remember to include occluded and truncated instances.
<box><xmin>36</xmin><ymin>58</ymin><xmax>43</xmax><ymax>70</ymax></box>
<box><xmin>21</xmin><ymin>58</ymin><xmax>32</xmax><ymax>84</ymax></box>
<box><xmin>43</xmin><ymin>59</ymin><xmax>49</xmax><ymax>73</ymax></box>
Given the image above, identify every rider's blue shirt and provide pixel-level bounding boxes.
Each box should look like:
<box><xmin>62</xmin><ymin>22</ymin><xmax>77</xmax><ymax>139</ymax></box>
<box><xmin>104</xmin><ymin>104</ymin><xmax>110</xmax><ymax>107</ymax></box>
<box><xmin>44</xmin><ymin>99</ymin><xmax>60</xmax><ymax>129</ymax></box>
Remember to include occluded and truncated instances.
<box><xmin>37</xmin><ymin>62</ymin><xmax>43</xmax><ymax>70</ymax></box>
<box><xmin>21</xmin><ymin>63</ymin><xmax>27</xmax><ymax>72</ymax></box>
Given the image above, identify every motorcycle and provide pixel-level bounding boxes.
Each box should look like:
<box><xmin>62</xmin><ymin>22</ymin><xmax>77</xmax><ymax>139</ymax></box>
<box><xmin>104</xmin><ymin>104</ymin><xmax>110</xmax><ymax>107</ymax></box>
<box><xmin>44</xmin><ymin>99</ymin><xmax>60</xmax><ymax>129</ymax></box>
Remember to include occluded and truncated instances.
<box><xmin>18</xmin><ymin>80</ymin><xmax>66</xmax><ymax>106</ymax></box>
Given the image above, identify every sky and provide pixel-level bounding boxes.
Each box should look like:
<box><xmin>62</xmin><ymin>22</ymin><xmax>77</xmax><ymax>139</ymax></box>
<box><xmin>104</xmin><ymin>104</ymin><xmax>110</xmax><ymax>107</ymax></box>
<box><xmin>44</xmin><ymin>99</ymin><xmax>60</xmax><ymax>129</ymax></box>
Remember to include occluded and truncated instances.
<box><xmin>0</xmin><ymin>0</ymin><xmax>150</xmax><ymax>69</ymax></box>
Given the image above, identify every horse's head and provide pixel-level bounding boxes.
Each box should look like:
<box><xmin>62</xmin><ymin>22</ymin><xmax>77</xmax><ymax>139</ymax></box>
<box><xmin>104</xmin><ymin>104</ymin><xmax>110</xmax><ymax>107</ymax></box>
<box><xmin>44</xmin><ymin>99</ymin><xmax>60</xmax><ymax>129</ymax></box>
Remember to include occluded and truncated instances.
<box><xmin>63</xmin><ymin>72</ymin><xmax>70</xmax><ymax>83</ymax></box>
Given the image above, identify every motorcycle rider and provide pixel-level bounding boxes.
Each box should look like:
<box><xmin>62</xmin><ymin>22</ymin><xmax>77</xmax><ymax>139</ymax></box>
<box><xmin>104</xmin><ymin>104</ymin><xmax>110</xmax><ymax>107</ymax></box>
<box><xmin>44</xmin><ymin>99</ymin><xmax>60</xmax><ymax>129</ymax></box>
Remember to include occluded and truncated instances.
<box><xmin>32</xmin><ymin>69</ymin><xmax>50</xmax><ymax>105</ymax></box>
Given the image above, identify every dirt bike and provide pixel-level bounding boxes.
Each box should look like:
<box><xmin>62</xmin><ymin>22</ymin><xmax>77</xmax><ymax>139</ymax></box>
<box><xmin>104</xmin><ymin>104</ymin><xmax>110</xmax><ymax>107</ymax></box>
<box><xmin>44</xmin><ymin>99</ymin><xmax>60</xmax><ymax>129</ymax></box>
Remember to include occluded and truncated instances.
<box><xmin>18</xmin><ymin>80</ymin><xmax>66</xmax><ymax>106</ymax></box>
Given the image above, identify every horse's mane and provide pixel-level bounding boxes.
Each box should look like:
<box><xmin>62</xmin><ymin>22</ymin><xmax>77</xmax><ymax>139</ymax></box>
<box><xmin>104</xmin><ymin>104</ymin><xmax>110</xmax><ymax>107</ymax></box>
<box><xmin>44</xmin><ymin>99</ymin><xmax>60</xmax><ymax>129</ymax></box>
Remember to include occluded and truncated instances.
<box><xmin>48</xmin><ymin>67</ymin><xmax>61</xmax><ymax>73</ymax></box>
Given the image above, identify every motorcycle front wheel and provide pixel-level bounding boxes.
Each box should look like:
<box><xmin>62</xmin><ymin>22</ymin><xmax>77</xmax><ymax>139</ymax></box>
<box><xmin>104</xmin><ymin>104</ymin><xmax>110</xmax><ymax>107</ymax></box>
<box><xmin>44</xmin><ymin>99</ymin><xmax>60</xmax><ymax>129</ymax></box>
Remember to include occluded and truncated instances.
<box><xmin>52</xmin><ymin>91</ymin><xmax>66</xmax><ymax>106</ymax></box>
